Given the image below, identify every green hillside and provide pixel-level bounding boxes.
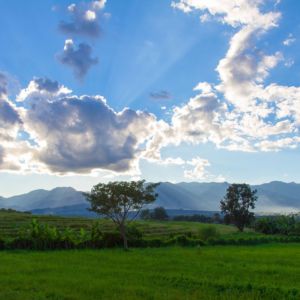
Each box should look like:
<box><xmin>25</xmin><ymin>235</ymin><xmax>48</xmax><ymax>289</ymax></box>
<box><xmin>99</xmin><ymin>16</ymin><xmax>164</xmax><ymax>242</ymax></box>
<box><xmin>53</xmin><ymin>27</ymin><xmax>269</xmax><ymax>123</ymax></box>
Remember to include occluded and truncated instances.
<box><xmin>0</xmin><ymin>210</ymin><xmax>237</xmax><ymax>239</ymax></box>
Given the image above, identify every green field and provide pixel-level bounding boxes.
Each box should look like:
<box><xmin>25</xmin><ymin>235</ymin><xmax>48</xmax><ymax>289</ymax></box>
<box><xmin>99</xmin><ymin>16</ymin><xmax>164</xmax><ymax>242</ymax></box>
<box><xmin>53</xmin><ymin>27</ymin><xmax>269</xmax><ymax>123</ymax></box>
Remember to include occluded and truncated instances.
<box><xmin>1</xmin><ymin>211</ymin><xmax>299</xmax><ymax>299</ymax></box>
<box><xmin>0</xmin><ymin>244</ymin><xmax>299</xmax><ymax>300</ymax></box>
<box><xmin>0</xmin><ymin>210</ymin><xmax>237</xmax><ymax>239</ymax></box>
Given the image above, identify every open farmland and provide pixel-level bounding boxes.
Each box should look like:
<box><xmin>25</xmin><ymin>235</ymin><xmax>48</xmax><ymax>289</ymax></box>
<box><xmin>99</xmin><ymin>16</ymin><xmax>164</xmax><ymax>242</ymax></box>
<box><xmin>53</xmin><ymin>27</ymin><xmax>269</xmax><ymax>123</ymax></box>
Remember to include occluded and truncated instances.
<box><xmin>0</xmin><ymin>244</ymin><xmax>299</xmax><ymax>300</ymax></box>
<box><xmin>0</xmin><ymin>210</ymin><xmax>237</xmax><ymax>239</ymax></box>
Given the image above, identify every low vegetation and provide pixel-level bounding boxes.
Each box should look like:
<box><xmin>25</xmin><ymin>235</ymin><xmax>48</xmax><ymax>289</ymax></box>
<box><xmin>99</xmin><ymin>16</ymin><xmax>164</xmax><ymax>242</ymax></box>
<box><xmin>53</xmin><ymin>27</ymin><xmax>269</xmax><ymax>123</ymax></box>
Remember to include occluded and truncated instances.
<box><xmin>0</xmin><ymin>210</ymin><xmax>299</xmax><ymax>251</ymax></box>
<box><xmin>254</xmin><ymin>214</ymin><xmax>300</xmax><ymax>236</ymax></box>
<box><xmin>0</xmin><ymin>244</ymin><xmax>299</xmax><ymax>300</ymax></box>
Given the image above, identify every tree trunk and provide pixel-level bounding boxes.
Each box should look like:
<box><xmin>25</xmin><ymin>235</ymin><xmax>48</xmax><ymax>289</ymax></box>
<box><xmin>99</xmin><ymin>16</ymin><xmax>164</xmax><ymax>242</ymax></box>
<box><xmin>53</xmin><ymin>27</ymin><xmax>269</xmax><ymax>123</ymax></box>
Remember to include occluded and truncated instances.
<box><xmin>120</xmin><ymin>223</ymin><xmax>128</xmax><ymax>250</ymax></box>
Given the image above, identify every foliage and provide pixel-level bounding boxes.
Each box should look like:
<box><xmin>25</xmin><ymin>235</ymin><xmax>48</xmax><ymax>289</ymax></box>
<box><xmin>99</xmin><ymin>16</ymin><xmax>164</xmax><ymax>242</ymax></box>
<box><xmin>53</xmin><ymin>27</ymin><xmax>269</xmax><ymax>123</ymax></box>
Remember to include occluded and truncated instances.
<box><xmin>173</xmin><ymin>213</ymin><xmax>222</xmax><ymax>223</ymax></box>
<box><xmin>140</xmin><ymin>207</ymin><xmax>169</xmax><ymax>221</ymax></box>
<box><xmin>254</xmin><ymin>215</ymin><xmax>300</xmax><ymax>236</ymax></box>
<box><xmin>220</xmin><ymin>184</ymin><xmax>257</xmax><ymax>232</ymax></box>
<box><xmin>198</xmin><ymin>226</ymin><xmax>220</xmax><ymax>241</ymax></box>
<box><xmin>151</xmin><ymin>207</ymin><xmax>169</xmax><ymax>221</ymax></box>
<box><xmin>85</xmin><ymin>180</ymin><xmax>159</xmax><ymax>249</ymax></box>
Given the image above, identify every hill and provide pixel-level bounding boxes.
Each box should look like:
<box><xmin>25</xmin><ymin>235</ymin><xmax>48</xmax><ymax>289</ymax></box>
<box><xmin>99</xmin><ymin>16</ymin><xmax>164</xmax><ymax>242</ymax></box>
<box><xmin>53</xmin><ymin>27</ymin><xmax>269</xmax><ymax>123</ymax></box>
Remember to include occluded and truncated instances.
<box><xmin>0</xmin><ymin>181</ymin><xmax>299</xmax><ymax>215</ymax></box>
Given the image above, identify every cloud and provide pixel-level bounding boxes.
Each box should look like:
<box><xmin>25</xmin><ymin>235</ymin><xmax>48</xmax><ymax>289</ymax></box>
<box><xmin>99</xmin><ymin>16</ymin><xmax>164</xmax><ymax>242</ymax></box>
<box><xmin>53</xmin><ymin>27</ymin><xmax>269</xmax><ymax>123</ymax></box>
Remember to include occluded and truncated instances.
<box><xmin>184</xmin><ymin>157</ymin><xmax>210</xmax><ymax>179</ymax></box>
<box><xmin>171</xmin><ymin>0</ymin><xmax>280</xmax><ymax>28</ymax></box>
<box><xmin>169</xmin><ymin>0</ymin><xmax>300</xmax><ymax>153</ymax></box>
<box><xmin>14</xmin><ymin>81</ymin><xmax>160</xmax><ymax>174</ymax></box>
<box><xmin>0</xmin><ymin>72</ymin><xmax>28</xmax><ymax>172</ymax></box>
<box><xmin>283</xmin><ymin>34</ymin><xmax>296</xmax><ymax>46</ymax></box>
<box><xmin>59</xmin><ymin>0</ymin><xmax>106</xmax><ymax>38</ymax></box>
<box><xmin>0</xmin><ymin>72</ymin><xmax>22</xmax><ymax>129</ymax></box>
<box><xmin>17</xmin><ymin>77</ymin><xmax>71</xmax><ymax>102</ymax></box>
<box><xmin>149</xmin><ymin>90</ymin><xmax>172</xmax><ymax>100</ymax></box>
<box><xmin>57</xmin><ymin>1</ymin><xmax>107</xmax><ymax>78</ymax></box>
<box><xmin>58</xmin><ymin>39</ymin><xmax>98</xmax><ymax>79</ymax></box>
<box><xmin>0</xmin><ymin>72</ymin><xmax>8</xmax><ymax>96</ymax></box>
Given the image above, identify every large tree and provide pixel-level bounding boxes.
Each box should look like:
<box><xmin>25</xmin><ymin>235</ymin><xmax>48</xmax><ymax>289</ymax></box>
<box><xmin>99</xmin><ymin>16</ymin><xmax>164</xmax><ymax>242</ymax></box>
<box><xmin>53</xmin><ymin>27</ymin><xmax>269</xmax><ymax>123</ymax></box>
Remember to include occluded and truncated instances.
<box><xmin>84</xmin><ymin>180</ymin><xmax>159</xmax><ymax>249</ymax></box>
<box><xmin>220</xmin><ymin>184</ymin><xmax>257</xmax><ymax>232</ymax></box>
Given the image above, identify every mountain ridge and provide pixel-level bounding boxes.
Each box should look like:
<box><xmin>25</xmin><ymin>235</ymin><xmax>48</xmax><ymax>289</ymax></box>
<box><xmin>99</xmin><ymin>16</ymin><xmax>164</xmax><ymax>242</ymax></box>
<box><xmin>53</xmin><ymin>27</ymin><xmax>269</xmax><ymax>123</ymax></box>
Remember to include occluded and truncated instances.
<box><xmin>0</xmin><ymin>181</ymin><xmax>299</xmax><ymax>215</ymax></box>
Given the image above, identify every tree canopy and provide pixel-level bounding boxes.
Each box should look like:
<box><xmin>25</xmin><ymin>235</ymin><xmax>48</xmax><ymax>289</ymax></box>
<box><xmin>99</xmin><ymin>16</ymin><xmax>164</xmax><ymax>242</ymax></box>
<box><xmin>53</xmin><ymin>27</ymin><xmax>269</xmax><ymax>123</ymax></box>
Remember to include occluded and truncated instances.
<box><xmin>84</xmin><ymin>180</ymin><xmax>159</xmax><ymax>249</ymax></box>
<box><xmin>220</xmin><ymin>183</ymin><xmax>257</xmax><ymax>232</ymax></box>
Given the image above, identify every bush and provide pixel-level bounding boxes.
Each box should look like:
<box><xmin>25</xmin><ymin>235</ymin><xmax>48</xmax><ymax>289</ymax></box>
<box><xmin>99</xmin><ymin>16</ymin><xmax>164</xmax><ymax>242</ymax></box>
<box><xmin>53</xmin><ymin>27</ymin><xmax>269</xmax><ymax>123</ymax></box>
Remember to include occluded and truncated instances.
<box><xmin>0</xmin><ymin>238</ymin><xmax>5</xmax><ymax>250</ymax></box>
<box><xmin>254</xmin><ymin>215</ymin><xmax>300</xmax><ymax>236</ymax></box>
<box><xmin>101</xmin><ymin>231</ymin><xmax>123</xmax><ymax>248</ymax></box>
<box><xmin>198</xmin><ymin>226</ymin><xmax>220</xmax><ymax>241</ymax></box>
<box><xmin>127</xmin><ymin>224</ymin><xmax>143</xmax><ymax>240</ymax></box>
<box><xmin>145</xmin><ymin>238</ymin><xmax>165</xmax><ymax>247</ymax></box>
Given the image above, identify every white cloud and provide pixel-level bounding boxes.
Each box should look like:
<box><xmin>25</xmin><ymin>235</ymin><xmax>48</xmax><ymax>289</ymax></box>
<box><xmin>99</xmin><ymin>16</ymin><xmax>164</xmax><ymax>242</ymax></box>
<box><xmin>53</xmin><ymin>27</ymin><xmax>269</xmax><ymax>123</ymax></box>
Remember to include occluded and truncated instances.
<box><xmin>17</xmin><ymin>77</ymin><xmax>71</xmax><ymax>102</ymax></box>
<box><xmin>14</xmin><ymin>80</ymin><xmax>160</xmax><ymax>175</ymax></box>
<box><xmin>169</xmin><ymin>0</ymin><xmax>300</xmax><ymax>154</ymax></box>
<box><xmin>283</xmin><ymin>34</ymin><xmax>296</xmax><ymax>46</ymax></box>
<box><xmin>184</xmin><ymin>157</ymin><xmax>210</xmax><ymax>179</ymax></box>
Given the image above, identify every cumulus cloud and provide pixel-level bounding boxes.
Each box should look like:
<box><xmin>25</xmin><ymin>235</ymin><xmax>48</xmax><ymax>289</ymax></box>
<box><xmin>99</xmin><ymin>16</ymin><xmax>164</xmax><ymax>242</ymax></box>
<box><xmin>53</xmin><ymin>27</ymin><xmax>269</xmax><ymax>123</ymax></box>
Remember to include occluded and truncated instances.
<box><xmin>59</xmin><ymin>0</ymin><xmax>106</xmax><ymax>38</ymax></box>
<box><xmin>17</xmin><ymin>77</ymin><xmax>71</xmax><ymax>102</ymax></box>
<box><xmin>57</xmin><ymin>0</ymin><xmax>107</xmax><ymax>78</ymax></box>
<box><xmin>58</xmin><ymin>39</ymin><xmax>98</xmax><ymax>79</ymax></box>
<box><xmin>0</xmin><ymin>72</ymin><xmax>22</xmax><ymax>132</ymax></box>
<box><xmin>169</xmin><ymin>0</ymin><xmax>300</xmax><ymax>153</ymax></box>
<box><xmin>0</xmin><ymin>72</ymin><xmax>28</xmax><ymax>171</ymax></box>
<box><xmin>13</xmin><ymin>80</ymin><xmax>160</xmax><ymax>174</ymax></box>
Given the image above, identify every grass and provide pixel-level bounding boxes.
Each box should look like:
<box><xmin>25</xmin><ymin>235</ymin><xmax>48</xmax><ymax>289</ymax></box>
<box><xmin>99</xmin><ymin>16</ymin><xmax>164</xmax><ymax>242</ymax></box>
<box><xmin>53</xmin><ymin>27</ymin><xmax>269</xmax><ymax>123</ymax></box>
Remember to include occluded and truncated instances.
<box><xmin>0</xmin><ymin>244</ymin><xmax>299</xmax><ymax>299</ymax></box>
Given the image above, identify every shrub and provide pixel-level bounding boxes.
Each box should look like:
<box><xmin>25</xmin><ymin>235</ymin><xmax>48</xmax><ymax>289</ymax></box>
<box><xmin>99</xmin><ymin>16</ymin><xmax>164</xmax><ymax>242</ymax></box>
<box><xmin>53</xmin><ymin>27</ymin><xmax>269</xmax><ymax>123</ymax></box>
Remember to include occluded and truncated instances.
<box><xmin>198</xmin><ymin>226</ymin><xmax>220</xmax><ymax>241</ymax></box>
<box><xmin>101</xmin><ymin>232</ymin><xmax>123</xmax><ymax>248</ymax></box>
<box><xmin>127</xmin><ymin>224</ymin><xmax>143</xmax><ymax>240</ymax></box>
<box><xmin>145</xmin><ymin>238</ymin><xmax>164</xmax><ymax>247</ymax></box>
<box><xmin>254</xmin><ymin>215</ymin><xmax>300</xmax><ymax>236</ymax></box>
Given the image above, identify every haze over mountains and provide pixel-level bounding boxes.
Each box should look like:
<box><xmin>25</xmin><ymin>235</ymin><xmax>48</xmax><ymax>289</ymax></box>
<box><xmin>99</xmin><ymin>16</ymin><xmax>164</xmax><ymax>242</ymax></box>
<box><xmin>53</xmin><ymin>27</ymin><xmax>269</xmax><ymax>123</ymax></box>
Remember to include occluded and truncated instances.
<box><xmin>0</xmin><ymin>182</ymin><xmax>299</xmax><ymax>216</ymax></box>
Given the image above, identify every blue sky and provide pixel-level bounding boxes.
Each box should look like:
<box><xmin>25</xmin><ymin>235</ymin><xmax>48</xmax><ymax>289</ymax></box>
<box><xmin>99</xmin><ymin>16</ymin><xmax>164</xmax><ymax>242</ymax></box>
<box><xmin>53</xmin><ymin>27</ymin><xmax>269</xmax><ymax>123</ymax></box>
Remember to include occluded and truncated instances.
<box><xmin>0</xmin><ymin>0</ymin><xmax>300</xmax><ymax>196</ymax></box>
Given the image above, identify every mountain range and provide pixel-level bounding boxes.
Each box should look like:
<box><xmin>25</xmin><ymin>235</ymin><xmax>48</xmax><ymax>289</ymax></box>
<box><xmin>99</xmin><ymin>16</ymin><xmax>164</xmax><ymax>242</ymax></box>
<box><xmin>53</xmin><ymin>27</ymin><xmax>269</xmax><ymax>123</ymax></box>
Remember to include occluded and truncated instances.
<box><xmin>0</xmin><ymin>181</ymin><xmax>299</xmax><ymax>216</ymax></box>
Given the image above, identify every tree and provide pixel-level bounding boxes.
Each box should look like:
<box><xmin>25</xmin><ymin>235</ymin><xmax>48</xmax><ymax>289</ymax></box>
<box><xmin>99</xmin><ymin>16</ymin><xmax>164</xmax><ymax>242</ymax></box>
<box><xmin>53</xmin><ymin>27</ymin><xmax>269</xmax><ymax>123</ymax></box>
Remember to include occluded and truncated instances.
<box><xmin>151</xmin><ymin>206</ymin><xmax>169</xmax><ymax>221</ymax></box>
<box><xmin>220</xmin><ymin>183</ymin><xmax>257</xmax><ymax>232</ymax></box>
<box><xmin>84</xmin><ymin>180</ymin><xmax>159</xmax><ymax>250</ymax></box>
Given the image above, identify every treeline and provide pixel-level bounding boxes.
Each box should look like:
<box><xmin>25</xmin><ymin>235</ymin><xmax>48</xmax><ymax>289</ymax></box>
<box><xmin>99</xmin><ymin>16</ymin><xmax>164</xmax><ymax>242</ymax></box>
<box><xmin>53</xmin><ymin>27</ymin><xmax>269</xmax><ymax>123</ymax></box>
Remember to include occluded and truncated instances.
<box><xmin>254</xmin><ymin>215</ymin><xmax>300</xmax><ymax>236</ymax></box>
<box><xmin>140</xmin><ymin>207</ymin><xmax>223</xmax><ymax>223</ymax></box>
<box><xmin>141</xmin><ymin>207</ymin><xmax>300</xmax><ymax>237</ymax></box>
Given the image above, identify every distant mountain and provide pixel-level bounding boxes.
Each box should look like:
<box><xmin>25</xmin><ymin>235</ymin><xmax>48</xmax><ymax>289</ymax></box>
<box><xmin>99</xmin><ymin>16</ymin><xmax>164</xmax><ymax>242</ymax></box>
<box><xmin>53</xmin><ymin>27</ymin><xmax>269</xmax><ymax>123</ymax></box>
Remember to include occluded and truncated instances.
<box><xmin>0</xmin><ymin>181</ymin><xmax>299</xmax><ymax>216</ymax></box>
<box><xmin>154</xmin><ymin>182</ymin><xmax>229</xmax><ymax>211</ymax></box>
<box><xmin>0</xmin><ymin>187</ymin><xmax>85</xmax><ymax>211</ymax></box>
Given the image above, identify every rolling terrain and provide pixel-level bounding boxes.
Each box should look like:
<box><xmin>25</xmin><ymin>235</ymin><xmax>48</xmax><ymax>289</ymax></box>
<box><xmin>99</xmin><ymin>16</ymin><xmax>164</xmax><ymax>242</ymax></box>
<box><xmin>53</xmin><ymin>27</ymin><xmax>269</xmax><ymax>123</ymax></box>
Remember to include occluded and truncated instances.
<box><xmin>0</xmin><ymin>181</ymin><xmax>299</xmax><ymax>216</ymax></box>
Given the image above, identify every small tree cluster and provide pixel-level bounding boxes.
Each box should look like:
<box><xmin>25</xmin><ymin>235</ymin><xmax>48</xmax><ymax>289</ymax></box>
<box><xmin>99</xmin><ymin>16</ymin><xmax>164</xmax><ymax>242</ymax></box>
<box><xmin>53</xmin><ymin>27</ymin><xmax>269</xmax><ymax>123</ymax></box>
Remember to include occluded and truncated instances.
<box><xmin>140</xmin><ymin>207</ymin><xmax>169</xmax><ymax>221</ymax></box>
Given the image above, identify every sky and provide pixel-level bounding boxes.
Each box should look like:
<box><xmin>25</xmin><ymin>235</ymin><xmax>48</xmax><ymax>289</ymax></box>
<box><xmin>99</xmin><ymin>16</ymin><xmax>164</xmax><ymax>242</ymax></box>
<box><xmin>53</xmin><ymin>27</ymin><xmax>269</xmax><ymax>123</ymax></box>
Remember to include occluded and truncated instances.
<box><xmin>1</xmin><ymin>0</ymin><xmax>300</xmax><ymax>197</ymax></box>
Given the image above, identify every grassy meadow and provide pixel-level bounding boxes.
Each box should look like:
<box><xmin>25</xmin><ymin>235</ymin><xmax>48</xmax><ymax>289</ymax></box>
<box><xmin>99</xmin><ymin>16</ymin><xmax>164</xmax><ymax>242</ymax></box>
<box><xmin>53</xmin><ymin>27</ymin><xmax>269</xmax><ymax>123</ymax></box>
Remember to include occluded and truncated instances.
<box><xmin>0</xmin><ymin>210</ymin><xmax>299</xmax><ymax>299</ymax></box>
<box><xmin>0</xmin><ymin>244</ymin><xmax>299</xmax><ymax>300</ymax></box>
